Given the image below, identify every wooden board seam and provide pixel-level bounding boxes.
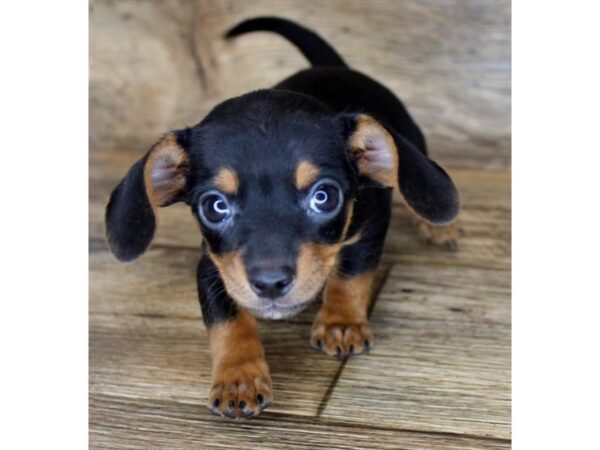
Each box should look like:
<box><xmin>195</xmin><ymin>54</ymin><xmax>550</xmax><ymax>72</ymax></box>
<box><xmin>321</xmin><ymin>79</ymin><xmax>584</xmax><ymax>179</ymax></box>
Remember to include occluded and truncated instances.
<box><xmin>90</xmin><ymin>392</ymin><xmax>512</xmax><ymax>445</ymax></box>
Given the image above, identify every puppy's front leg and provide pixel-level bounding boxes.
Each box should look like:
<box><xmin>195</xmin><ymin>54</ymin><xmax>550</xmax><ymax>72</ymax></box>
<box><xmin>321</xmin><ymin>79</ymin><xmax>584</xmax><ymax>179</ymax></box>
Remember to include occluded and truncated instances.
<box><xmin>208</xmin><ymin>309</ymin><xmax>271</xmax><ymax>419</ymax></box>
<box><xmin>311</xmin><ymin>272</ymin><xmax>375</xmax><ymax>359</ymax></box>
<box><xmin>197</xmin><ymin>255</ymin><xmax>271</xmax><ymax>419</ymax></box>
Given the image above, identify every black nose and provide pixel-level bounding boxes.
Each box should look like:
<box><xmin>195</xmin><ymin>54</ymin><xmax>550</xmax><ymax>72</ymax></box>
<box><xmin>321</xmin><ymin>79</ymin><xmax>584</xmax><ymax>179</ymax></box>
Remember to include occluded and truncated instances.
<box><xmin>249</xmin><ymin>267</ymin><xmax>294</xmax><ymax>299</ymax></box>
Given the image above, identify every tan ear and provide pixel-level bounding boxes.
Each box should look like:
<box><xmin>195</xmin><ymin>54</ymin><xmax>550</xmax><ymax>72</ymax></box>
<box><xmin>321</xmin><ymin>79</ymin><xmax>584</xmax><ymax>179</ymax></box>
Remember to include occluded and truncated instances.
<box><xmin>143</xmin><ymin>133</ymin><xmax>189</xmax><ymax>207</ymax></box>
<box><xmin>347</xmin><ymin>114</ymin><xmax>399</xmax><ymax>187</ymax></box>
<box><xmin>345</xmin><ymin>114</ymin><xmax>460</xmax><ymax>225</ymax></box>
<box><xmin>105</xmin><ymin>132</ymin><xmax>189</xmax><ymax>261</ymax></box>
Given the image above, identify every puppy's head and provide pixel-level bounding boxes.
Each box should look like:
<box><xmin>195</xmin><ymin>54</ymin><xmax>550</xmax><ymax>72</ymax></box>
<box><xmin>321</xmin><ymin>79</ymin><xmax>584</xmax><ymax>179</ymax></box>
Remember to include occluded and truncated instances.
<box><xmin>105</xmin><ymin>90</ymin><xmax>458</xmax><ymax>319</ymax></box>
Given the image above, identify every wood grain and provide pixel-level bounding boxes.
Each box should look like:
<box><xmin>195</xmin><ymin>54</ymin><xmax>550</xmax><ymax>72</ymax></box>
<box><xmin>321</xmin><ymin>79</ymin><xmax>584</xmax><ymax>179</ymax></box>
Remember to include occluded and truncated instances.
<box><xmin>90</xmin><ymin>157</ymin><xmax>510</xmax><ymax>445</ymax></box>
<box><xmin>90</xmin><ymin>394</ymin><xmax>510</xmax><ymax>449</ymax></box>
<box><xmin>320</xmin><ymin>264</ymin><xmax>511</xmax><ymax>439</ymax></box>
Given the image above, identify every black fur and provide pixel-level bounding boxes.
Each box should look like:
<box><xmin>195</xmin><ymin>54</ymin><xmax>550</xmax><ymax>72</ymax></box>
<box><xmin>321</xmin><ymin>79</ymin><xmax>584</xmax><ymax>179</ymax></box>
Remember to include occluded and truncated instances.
<box><xmin>105</xmin><ymin>156</ymin><xmax>156</xmax><ymax>262</ymax></box>
<box><xmin>105</xmin><ymin>131</ymin><xmax>190</xmax><ymax>262</ymax></box>
<box><xmin>277</xmin><ymin>67</ymin><xmax>427</xmax><ymax>154</ymax></box>
<box><xmin>105</xmin><ymin>17</ymin><xmax>460</xmax><ymax>327</ymax></box>
<box><xmin>226</xmin><ymin>16</ymin><xmax>347</xmax><ymax>68</ymax></box>
<box><xmin>197</xmin><ymin>251</ymin><xmax>238</xmax><ymax>326</ymax></box>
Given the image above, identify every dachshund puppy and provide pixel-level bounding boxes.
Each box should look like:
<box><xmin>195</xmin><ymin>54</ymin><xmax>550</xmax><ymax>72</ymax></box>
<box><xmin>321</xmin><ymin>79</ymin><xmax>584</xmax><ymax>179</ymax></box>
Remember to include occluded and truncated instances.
<box><xmin>105</xmin><ymin>17</ymin><xmax>461</xmax><ymax>419</ymax></box>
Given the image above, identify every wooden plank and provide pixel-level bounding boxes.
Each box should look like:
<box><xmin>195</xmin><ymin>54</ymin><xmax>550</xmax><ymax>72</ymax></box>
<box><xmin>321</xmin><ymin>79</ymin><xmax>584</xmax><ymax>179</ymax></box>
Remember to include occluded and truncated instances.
<box><xmin>320</xmin><ymin>264</ymin><xmax>511</xmax><ymax>439</ymax></box>
<box><xmin>90</xmin><ymin>151</ymin><xmax>511</xmax><ymax>443</ymax></box>
<box><xmin>90</xmin><ymin>394</ymin><xmax>510</xmax><ymax>450</ymax></box>
<box><xmin>90</xmin><ymin>148</ymin><xmax>510</xmax><ymax>271</ymax></box>
<box><xmin>90</xmin><ymin>247</ymin><xmax>345</xmax><ymax>416</ymax></box>
<box><xmin>386</xmin><ymin>167</ymin><xmax>510</xmax><ymax>271</ymax></box>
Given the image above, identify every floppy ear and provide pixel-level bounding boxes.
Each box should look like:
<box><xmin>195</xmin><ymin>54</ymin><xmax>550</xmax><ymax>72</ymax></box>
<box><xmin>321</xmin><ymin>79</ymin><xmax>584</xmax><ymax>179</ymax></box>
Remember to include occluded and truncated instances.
<box><xmin>346</xmin><ymin>114</ymin><xmax>459</xmax><ymax>225</ymax></box>
<box><xmin>105</xmin><ymin>132</ymin><xmax>189</xmax><ymax>261</ymax></box>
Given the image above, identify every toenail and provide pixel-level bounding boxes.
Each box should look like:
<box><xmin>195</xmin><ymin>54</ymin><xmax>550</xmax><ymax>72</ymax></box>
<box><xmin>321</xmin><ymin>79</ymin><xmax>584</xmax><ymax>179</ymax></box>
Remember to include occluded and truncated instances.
<box><xmin>257</xmin><ymin>394</ymin><xmax>264</xmax><ymax>405</ymax></box>
<box><xmin>213</xmin><ymin>398</ymin><xmax>220</xmax><ymax>407</ymax></box>
<box><xmin>238</xmin><ymin>401</ymin><xmax>246</xmax><ymax>409</ymax></box>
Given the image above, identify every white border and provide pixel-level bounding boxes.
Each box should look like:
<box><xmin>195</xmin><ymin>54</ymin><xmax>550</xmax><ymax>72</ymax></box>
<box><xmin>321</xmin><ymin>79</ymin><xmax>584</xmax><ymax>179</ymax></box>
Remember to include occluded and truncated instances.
<box><xmin>0</xmin><ymin>1</ymin><xmax>88</xmax><ymax>449</ymax></box>
<box><xmin>513</xmin><ymin>1</ymin><xmax>600</xmax><ymax>448</ymax></box>
<box><xmin>2</xmin><ymin>1</ymin><xmax>600</xmax><ymax>448</ymax></box>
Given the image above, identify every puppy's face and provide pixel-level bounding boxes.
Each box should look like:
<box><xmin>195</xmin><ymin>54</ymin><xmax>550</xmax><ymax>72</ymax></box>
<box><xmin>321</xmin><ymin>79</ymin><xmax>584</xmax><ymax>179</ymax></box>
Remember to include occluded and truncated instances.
<box><xmin>188</xmin><ymin>95</ymin><xmax>357</xmax><ymax>318</ymax></box>
<box><xmin>106</xmin><ymin>90</ymin><xmax>459</xmax><ymax>319</ymax></box>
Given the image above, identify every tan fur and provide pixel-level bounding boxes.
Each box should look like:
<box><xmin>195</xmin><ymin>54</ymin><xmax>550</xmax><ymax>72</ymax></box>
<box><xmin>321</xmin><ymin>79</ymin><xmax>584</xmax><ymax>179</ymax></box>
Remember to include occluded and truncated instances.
<box><xmin>311</xmin><ymin>272</ymin><xmax>375</xmax><ymax>357</ymax></box>
<box><xmin>209</xmin><ymin>242</ymin><xmax>345</xmax><ymax>313</ymax></box>
<box><xmin>341</xmin><ymin>201</ymin><xmax>355</xmax><ymax>240</ymax></box>
<box><xmin>350</xmin><ymin>115</ymin><xmax>461</xmax><ymax>227</ymax></box>
<box><xmin>294</xmin><ymin>242</ymin><xmax>341</xmax><ymax>300</ymax></box>
<box><xmin>348</xmin><ymin>115</ymin><xmax>399</xmax><ymax>187</ymax></box>
<box><xmin>143</xmin><ymin>133</ymin><xmax>188</xmax><ymax>208</ymax></box>
<box><xmin>208</xmin><ymin>309</ymin><xmax>271</xmax><ymax>418</ymax></box>
<box><xmin>214</xmin><ymin>167</ymin><xmax>239</xmax><ymax>195</ymax></box>
<box><xmin>209</xmin><ymin>250</ymin><xmax>254</xmax><ymax>306</ymax></box>
<box><xmin>294</xmin><ymin>160</ymin><xmax>320</xmax><ymax>190</ymax></box>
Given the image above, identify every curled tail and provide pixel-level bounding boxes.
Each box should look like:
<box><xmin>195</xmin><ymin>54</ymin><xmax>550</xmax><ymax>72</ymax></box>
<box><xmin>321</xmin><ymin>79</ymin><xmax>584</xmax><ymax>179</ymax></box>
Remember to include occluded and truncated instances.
<box><xmin>225</xmin><ymin>17</ymin><xmax>348</xmax><ymax>68</ymax></box>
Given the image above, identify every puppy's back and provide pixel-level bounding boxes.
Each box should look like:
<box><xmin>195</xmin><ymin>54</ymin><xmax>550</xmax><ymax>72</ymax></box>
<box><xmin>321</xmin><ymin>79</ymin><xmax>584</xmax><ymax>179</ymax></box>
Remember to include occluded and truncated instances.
<box><xmin>226</xmin><ymin>17</ymin><xmax>426</xmax><ymax>154</ymax></box>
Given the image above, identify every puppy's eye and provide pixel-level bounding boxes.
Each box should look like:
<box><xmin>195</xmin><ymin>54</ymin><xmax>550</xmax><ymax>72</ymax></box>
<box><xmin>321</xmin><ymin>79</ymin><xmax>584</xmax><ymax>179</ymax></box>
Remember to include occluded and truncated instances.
<box><xmin>307</xmin><ymin>180</ymin><xmax>343</xmax><ymax>216</ymax></box>
<box><xmin>198</xmin><ymin>191</ymin><xmax>232</xmax><ymax>228</ymax></box>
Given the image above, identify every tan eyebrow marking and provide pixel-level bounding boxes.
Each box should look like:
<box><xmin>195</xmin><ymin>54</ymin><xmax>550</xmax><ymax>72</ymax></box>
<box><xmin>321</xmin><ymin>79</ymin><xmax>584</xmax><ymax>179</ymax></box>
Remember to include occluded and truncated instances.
<box><xmin>295</xmin><ymin>160</ymin><xmax>320</xmax><ymax>190</ymax></box>
<box><xmin>213</xmin><ymin>167</ymin><xmax>239</xmax><ymax>195</ymax></box>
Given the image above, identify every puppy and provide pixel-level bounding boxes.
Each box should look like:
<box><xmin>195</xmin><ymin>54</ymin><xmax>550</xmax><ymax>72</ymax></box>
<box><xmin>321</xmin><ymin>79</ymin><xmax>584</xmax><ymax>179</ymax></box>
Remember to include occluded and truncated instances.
<box><xmin>105</xmin><ymin>17</ymin><xmax>461</xmax><ymax>419</ymax></box>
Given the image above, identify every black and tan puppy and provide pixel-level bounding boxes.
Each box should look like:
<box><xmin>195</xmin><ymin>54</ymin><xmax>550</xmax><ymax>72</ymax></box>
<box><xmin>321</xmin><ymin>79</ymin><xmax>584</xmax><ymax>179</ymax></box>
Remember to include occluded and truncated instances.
<box><xmin>105</xmin><ymin>17</ymin><xmax>461</xmax><ymax>419</ymax></box>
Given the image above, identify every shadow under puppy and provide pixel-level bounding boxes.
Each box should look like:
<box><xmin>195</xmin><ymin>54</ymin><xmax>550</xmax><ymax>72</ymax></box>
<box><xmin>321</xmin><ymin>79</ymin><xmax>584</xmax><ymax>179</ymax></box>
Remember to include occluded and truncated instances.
<box><xmin>105</xmin><ymin>17</ymin><xmax>461</xmax><ymax>419</ymax></box>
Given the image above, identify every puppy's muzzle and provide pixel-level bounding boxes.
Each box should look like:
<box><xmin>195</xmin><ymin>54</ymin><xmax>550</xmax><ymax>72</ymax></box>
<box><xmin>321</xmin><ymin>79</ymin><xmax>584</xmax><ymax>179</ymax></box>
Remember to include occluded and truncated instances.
<box><xmin>248</xmin><ymin>266</ymin><xmax>295</xmax><ymax>299</ymax></box>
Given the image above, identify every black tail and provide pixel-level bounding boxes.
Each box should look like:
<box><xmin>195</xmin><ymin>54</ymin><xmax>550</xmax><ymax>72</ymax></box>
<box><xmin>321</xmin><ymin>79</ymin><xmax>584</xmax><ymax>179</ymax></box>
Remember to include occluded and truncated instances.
<box><xmin>225</xmin><ymin>17</ymin><xmax>347</xmax><ymax>68</ymax></box>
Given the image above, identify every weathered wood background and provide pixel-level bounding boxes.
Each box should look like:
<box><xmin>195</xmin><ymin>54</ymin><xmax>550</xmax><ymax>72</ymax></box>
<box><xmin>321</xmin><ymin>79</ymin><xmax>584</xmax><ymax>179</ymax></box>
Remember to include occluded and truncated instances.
<box><xmin>90</xmin><ymin>0</ymin><xmax>510</xmax><ymax>170</ymax></box>
<box><xmin>90</xmin><ymin>1</ymin><xmax>511</xmax><ymax>448</ymax></box>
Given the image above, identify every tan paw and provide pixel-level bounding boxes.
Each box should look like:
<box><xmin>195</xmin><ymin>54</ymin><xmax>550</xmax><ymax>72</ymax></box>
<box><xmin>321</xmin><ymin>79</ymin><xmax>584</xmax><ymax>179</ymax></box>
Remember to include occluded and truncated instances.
<box><xmin>417</xmin><ymin>220</ymin><xmax>464</xmax><ymax>250</ymax></box>
<box><xmin>311</xmin><ymin>320</ymin><xmax>374</xmax><ymax>359</ymax></box>
<box><xmin>208</xmin><ymin>358</ymin><xmax>272</xmax><ymax>419</ymax></box>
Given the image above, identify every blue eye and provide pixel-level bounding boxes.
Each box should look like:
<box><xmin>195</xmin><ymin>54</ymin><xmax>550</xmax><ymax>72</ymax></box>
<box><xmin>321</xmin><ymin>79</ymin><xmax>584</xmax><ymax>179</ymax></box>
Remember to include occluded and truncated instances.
<box><xmin>307</xmin><ymin>180</ymin><xmax>343</xmax><ymax>215</ymax></box>
<box><xmin>199</xmin><ymin>191</ymin><xmax>232</xmax><ymax>228</ymax></box>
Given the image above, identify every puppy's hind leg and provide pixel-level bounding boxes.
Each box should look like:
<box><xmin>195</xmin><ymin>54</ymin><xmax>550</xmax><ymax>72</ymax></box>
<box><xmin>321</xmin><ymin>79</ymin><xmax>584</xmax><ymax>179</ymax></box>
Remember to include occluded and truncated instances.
<box><xmin>410</xmin><ymin>212</ymin><xmax>464</xmax><ymax>251</ymax></box>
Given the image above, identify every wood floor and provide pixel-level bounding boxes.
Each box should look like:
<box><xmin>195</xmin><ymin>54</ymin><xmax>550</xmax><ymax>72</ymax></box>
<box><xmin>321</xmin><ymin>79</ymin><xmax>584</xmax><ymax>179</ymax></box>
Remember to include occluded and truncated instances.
<box><xmin>89</xmin><ymin>149</ymin><xmax>511</xmax><ymax>449</ymax></box>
